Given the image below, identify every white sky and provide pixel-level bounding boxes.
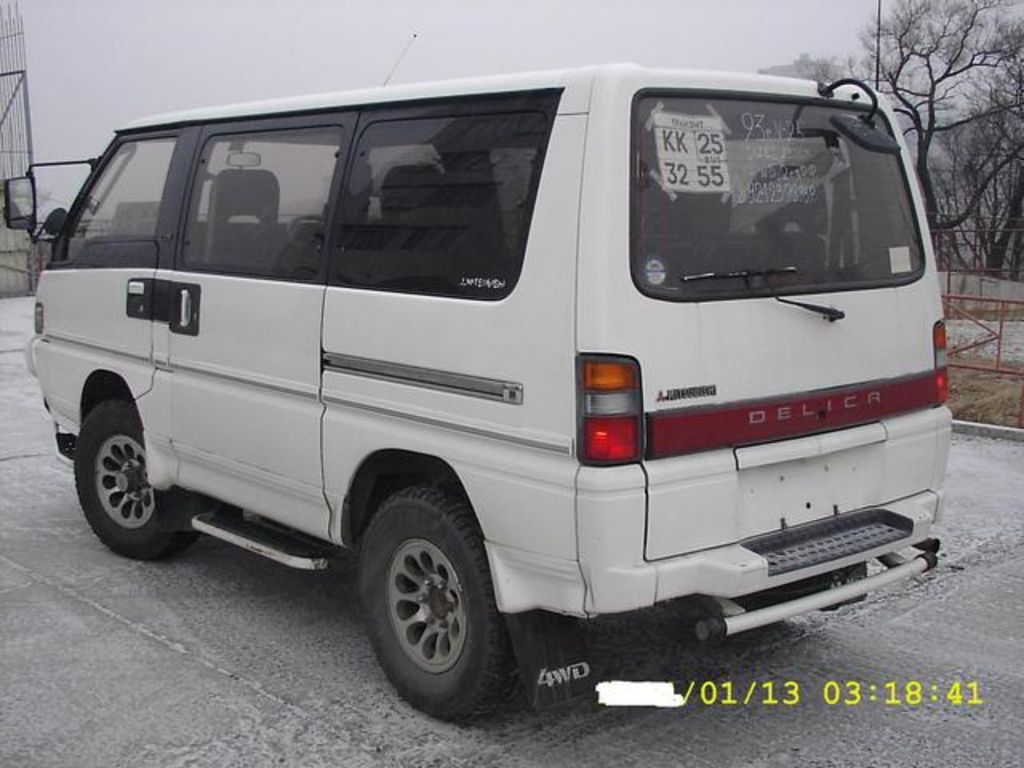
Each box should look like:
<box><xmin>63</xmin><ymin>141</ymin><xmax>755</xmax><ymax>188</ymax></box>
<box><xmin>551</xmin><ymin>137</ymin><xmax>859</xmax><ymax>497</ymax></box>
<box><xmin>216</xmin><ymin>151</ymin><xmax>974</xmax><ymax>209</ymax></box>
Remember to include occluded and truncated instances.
<box><xmin>20</xmin><ymin>0</ymin><xmax>883</xmax><ymax>207</ymax></box>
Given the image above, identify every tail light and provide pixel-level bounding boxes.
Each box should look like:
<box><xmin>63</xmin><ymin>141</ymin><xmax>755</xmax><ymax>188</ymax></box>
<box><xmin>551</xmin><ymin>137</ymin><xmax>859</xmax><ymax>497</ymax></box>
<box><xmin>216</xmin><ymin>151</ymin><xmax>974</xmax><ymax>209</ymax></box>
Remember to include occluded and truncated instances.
<box><xmin>578</xmin><ymin>355</ymin><xmax>642</xmax><ymax>465</ymax></box>
<box><xmin>933</xmin><ymin>320</ymin><xmax>948</xmax><ymax>403</ymax></box>
<box><xmin>34</xmin><ymin>302</ymin><xmax>44</xmax><ymax>334</ymax></box>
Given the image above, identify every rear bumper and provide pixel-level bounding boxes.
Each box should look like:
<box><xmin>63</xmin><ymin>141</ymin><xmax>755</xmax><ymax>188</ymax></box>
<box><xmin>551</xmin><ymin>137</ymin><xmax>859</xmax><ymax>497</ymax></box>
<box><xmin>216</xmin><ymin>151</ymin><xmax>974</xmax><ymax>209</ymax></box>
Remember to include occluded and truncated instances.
<box><xmin>490</xmin><ymin>407</ymin><xmax>950</xmax><ymax>618</ymax></box>
<box><xmin>652</xmin><ymin>490</ymin><xmax>940</xmax><ymax>604</ymax></box>
<box><xmin>586</xmin><ymin>488</ymin><xmax>941</xmax><ymax>614</ymax></box>
<box><xmin>489</xmin><ymin>487</ymin><xmax>942</xmax><ymax>617</ymax></box>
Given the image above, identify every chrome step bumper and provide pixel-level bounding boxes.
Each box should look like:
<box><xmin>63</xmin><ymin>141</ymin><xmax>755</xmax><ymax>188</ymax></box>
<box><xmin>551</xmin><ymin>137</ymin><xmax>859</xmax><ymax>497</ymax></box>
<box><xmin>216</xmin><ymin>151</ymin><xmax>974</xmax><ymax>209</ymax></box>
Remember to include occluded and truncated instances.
<box><xmin>695</xmin><ymin>539</ymin><xmax>940</xmax><ymax>640</ymax></box>
<box><xmin>743</xmin><ymin>509</ymin><xmax>914</xmax><ymax>576</ymax></box>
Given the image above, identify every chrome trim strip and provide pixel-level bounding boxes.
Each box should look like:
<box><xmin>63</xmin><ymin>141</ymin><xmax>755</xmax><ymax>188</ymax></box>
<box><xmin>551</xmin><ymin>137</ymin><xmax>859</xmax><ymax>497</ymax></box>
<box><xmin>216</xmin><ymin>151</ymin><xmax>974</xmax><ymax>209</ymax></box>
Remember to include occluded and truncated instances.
<box><xmin>322</xmin><ymin>392</ymin><xmax>571</xmax><ymax>455</ymax></box>
<box><xmin>322</xmin><ymin>353</ymin><xmax>523</xmax><ymax>405</ymax></box>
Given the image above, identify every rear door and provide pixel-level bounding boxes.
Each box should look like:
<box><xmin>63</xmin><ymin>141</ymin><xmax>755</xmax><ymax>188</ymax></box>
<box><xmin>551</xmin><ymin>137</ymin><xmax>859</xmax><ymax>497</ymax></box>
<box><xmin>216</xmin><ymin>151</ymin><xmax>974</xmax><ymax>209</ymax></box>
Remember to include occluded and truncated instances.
<box><xmin>157</xmin><ymin>114</ymin><xmax>353</xmax><ymax>538</ymax></box>
<box><xmin>617</xmin><ymin>92</ymin><xmax>945</xmax><ymax>559</ymax></box>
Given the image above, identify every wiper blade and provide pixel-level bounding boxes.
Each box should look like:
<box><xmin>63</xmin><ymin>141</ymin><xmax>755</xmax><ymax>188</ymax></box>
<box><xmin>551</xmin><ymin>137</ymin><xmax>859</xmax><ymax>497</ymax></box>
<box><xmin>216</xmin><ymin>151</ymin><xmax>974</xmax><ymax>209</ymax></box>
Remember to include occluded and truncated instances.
<box><xmin>680</xmin><ymin>264</ymin><xmax>845</xmax><ymax>321</ymax></box>
<box><xmin>680</xmin><ymin>266</ymin><xmax>799</xmax><ymax>283</ymax></box>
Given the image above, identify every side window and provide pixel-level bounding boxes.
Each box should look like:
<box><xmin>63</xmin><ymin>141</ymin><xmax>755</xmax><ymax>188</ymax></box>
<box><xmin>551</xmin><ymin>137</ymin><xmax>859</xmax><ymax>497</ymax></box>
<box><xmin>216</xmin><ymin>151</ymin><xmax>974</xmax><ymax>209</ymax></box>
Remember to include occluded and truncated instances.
<box><xmin>333</xmin><ymin>111</ymin><xmax>552</xmax><ymax>300</ymax></box>
<box><xmin>65</xmin><ymin>138</ymin><xmax>176</xmax><ymax>263</ymax></box>
<box><xmin>182</xmin><ymin>127</ymin><xmax>342</xmax><ymax>280</ymax></box>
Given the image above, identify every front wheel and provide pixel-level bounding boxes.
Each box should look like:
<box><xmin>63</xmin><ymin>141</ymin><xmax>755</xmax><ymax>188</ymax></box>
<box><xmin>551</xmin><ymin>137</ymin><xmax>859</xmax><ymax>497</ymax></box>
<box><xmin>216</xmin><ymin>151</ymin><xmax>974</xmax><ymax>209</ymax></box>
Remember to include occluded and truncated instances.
<box><xmin>359</xmin><ymin>486</ymin><xmax>516</xmax><ymax>720</ymax></box>
<box><xmin>74</xmin><ymin>400</ymin><xmax>197</xmax><ymax>560</ymax></box>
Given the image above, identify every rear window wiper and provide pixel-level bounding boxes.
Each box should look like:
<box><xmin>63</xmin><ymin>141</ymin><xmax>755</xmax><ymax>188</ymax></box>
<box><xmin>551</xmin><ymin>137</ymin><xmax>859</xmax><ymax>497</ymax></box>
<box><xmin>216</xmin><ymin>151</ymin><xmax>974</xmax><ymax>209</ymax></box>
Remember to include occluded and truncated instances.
<box><xmin>680</xmin><ymin>265</ymin><xmax>845</xmax><ymax>322</ymax></box>
<box><xmin>680</xmin><ymin>266</ymin><xmax>799</xmax><ymax>283</ymax></box>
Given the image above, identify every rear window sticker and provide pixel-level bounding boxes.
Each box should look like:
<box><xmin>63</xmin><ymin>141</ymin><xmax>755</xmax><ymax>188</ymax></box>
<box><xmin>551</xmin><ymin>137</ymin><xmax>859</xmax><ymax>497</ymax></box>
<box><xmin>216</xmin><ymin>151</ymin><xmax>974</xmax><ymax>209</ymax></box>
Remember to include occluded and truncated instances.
<box><xmin>644</xmin><ymin>258</ymin><xmax>667</xmax><ymax>286</ymax></box>
<box><xmin>728</xmin><ymin>140</ymin><xmax>835</xmax><ymax>208</ymax></box>
<box><xmin>888</xmin><ymin>245</ymin><xmax>912</xmax><ymax>274</ymax></box>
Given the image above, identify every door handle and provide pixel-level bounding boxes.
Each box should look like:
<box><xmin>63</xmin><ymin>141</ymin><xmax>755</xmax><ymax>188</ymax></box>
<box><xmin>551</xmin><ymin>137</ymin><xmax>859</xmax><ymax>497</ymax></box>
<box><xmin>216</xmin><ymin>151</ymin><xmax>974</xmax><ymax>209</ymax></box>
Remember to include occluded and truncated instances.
<box><xmin>179</xmin><ymin>288</ymin><xmax>191</xmax><ymax>328</ymax></box>
<box><xmin>170</xmin><ymin>283</ymin><xmax>200</xmax><ymax>336</ymax></box>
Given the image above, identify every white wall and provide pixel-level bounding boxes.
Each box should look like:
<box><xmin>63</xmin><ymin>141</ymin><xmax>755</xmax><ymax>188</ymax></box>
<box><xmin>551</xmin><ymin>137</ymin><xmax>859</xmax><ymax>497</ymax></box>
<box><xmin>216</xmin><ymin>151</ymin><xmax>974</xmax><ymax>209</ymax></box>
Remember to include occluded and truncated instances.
<box><xmin>938</xmin><ymin>272</ymin><xmax>1024</xmax><ymax>303</ymax></box>
<box><xmin>0</xmin><ymin>228</ymin><xmax>32</xmax><ymax>297</ymax></box>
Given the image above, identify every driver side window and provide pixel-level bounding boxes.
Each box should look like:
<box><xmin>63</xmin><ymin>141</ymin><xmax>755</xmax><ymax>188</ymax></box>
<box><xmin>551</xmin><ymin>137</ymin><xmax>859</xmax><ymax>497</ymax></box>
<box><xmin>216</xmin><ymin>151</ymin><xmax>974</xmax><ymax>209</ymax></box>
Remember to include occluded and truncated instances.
<box><xmin>64</xmin><ymin>138</ymin><xmax>176</xmax><ymax>264</ymax></box>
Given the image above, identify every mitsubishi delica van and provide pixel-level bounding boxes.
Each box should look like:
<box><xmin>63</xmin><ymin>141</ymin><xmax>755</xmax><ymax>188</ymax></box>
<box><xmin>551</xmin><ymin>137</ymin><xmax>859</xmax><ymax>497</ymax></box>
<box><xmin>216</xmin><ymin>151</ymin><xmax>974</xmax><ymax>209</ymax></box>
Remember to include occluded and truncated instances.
<box><xmin>5</xmin><ymin>65</ymin><xmax>950</xmax><ymax>719</ymax></box>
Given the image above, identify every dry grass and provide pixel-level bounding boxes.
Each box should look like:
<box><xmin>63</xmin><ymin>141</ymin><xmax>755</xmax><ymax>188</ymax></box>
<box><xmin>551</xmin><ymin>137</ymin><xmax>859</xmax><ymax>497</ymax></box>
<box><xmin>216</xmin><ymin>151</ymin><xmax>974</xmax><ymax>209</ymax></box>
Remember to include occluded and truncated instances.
<box><xmin>948</xmin><ymin>367</ymin><xmax>1024</xmax><ymax>427</ymax></box>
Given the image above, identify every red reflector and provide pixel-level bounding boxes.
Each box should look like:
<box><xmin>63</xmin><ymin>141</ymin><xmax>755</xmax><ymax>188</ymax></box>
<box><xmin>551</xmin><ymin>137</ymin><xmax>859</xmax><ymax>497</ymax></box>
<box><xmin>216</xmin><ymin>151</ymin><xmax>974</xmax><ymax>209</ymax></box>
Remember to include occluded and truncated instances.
<box><xmin>584</xmin><ymin>416</ymin><xmax>639</xmax><ymax>463</ymax></box>
<box><xmin>648</xmin><ymin>371</ymin><xmax>943</xmax><ymax>459</ymax></box>
<box><xmin>935</xmin><ymin>368</ymin><xmax>948</xmax><ymax>404</ymax></box>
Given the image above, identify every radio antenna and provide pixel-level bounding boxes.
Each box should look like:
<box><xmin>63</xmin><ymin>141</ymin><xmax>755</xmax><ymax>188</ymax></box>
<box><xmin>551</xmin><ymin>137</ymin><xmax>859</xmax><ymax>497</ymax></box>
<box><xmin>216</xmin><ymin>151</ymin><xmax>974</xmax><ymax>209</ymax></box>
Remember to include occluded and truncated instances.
<box><xmin>383</xmin><ymin>32</ymin><xmax>418</xmax><ymax>87</ymax></box>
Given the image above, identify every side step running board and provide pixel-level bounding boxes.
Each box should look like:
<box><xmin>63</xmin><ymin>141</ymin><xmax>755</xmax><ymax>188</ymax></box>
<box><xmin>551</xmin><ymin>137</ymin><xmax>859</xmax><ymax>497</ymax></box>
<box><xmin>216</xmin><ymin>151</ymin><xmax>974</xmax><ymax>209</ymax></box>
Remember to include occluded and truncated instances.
<box><xmin>192</xmin><ymin>512</ymin><xmax>333</xmax><ymax>570</ymax></box>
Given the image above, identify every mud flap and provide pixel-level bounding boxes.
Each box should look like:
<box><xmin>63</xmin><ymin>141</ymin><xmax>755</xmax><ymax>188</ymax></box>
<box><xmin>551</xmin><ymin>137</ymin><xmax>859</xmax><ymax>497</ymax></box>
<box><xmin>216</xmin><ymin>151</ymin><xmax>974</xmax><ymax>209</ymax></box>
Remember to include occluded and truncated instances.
<box><xmin>504</xmin><ymin>609</ymin><xmax>592</xmax><ymax>709</ymax></box>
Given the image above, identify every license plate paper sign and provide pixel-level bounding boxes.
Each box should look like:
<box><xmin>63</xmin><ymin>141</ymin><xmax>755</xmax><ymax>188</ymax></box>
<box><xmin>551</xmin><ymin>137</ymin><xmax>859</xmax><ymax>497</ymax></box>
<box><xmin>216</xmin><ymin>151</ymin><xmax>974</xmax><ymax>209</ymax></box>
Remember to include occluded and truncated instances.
<box><xmin>649</xmin><ymin>110</ymin><xmax>731</xmax><ymax>197</ymax></box>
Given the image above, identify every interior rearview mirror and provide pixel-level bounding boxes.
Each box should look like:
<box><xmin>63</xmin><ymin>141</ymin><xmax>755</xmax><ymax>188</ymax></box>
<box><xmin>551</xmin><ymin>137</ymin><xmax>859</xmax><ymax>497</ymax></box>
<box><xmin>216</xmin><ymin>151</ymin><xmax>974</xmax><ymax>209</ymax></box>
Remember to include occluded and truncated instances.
<box><xmin>226</xmin><ymin>152</ymin><xmax>262</xmax><ymax>168</ymax></box>
<box><xmin>3</xmin><ymin>175</ymin><xmax>36</xmax><ymax>231</ymax></box>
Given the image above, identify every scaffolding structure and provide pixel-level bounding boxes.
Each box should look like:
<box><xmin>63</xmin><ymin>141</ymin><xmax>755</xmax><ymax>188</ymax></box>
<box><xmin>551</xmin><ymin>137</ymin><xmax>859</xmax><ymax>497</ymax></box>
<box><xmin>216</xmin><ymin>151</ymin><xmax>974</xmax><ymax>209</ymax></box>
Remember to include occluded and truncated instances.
<box><xmin>0</xmin><ymin>1</ymin><xmax>33</xmax><ymax>297</ymax></box>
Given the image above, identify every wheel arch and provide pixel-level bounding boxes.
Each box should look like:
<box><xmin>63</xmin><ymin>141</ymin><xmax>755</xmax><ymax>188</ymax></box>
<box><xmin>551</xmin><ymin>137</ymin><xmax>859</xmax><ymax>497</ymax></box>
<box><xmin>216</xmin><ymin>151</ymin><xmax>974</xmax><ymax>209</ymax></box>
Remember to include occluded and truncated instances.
<box><xmin>342</xmin><ymin>449</ymin><xmax>474</xmax><ymax>547</ymax></box>
<box><xmin>80</xmin><ymin>369</ymin><xmax>135</xmax><ymax>425</ymax></box>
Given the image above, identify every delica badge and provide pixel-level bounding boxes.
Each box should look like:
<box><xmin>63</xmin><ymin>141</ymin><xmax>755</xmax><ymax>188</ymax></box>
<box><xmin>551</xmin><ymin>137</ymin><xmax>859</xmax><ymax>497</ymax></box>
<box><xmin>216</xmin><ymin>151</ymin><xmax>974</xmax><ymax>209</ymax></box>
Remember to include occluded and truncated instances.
<box><xmin>648</xmin><ymin>105</ymin><xmax>731</xmax><ymax>199</ymax></box>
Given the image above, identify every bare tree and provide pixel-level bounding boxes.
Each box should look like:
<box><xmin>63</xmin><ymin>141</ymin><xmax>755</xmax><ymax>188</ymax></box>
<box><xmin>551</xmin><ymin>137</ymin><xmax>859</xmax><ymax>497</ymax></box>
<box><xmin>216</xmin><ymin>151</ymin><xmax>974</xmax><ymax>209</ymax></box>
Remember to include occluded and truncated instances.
<box><xmin>934</xmin><ymin>56</ymin><xmax>1024</xmax><ymax>271</ymax></box>
<box><xmin>865</xmin><ymin>0</ymin><xmax>1024</xmax><ymax>231</ymax></box>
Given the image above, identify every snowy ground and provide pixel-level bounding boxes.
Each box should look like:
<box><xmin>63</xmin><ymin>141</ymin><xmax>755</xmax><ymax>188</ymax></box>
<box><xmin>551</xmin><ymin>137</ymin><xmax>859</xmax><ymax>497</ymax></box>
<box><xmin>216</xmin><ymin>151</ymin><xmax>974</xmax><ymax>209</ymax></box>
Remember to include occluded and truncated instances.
<box><xmin>948</xmin><ymin>319</ymin><xmax>1024</xmax><ymax>367</ymax></box>
<box><xmin>2</xmin><ymin>296</ymin><xmax>1023</xmax><ymax>767</ymax></box>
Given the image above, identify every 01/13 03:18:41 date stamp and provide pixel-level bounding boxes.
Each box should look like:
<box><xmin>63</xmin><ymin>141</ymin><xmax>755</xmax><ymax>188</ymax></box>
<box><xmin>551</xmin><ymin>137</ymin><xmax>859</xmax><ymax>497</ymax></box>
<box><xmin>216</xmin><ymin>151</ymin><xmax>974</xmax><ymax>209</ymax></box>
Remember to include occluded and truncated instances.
<box><xmin>596</xmin><ymin>679</ymin><xmax>985</xmax><ymax>708</ymax></box>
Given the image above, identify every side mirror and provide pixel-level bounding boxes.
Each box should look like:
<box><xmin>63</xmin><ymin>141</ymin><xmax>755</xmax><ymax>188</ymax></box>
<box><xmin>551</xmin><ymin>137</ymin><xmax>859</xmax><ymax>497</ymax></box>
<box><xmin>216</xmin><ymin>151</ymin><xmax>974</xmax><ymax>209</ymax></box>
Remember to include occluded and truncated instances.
<box><xmin>830</xmin><ymin>114</ymin><xmax>900</xmax><ymax>155</ymax></box>
<box><xmin>3</xmin><ymin>176</ymin><xmax>37</xmax><ymax>231</ymax></box>
<box><xmin>42</xmin><ymin>207</ymin><xmax>67</xmax><ymax>237</ymax></box>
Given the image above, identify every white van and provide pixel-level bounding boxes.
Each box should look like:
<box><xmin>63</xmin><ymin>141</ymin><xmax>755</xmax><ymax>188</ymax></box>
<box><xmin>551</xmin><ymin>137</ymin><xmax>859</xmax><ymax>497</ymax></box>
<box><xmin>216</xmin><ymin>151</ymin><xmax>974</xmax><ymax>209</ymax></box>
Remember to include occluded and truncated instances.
<box><xmin>6</xmin><ymin>64</ymin><xmax>950</xmax><ymax>719</ymax></box>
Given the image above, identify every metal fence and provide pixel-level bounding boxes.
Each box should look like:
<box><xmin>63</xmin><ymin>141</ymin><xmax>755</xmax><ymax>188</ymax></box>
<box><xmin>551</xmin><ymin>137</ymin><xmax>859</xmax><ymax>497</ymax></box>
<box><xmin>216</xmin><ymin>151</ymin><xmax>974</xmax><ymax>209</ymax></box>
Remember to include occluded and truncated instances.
<box><xmin>943</xmin><ymin>286</ymin><xmax>1024</xmax><ymax>428</ymax></box>
<box><xmin>0</xmin><ymin>2</ymin><xmax>32</xmax><ymax>297</ymax></box>
<box><xmin>933</xmin><ymin>226</ymin><xmax>1024</xmax><ymax>282</ymax></box>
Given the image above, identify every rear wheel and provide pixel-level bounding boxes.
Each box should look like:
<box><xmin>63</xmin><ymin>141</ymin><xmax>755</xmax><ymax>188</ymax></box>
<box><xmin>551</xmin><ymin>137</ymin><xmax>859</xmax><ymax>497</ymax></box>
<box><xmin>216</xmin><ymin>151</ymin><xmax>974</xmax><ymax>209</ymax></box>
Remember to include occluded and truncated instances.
<box><xmin>359</xmin><ymin>486</ymin><xmax>515</xmax><ymax>720</ymax></box>
<box><xmin>74</xmin><ymin>400</ymin><xmax>197</xmax><ymax>560</ymax></box>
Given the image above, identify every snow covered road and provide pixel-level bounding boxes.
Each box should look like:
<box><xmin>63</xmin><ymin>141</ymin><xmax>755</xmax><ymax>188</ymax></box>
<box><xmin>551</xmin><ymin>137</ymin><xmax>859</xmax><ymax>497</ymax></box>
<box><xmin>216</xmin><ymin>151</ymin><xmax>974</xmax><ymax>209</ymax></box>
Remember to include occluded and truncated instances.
<box><xmin>1</xmin><ymin>296</ymin><xmax>1022</xmax><ymax>767</ymax></box>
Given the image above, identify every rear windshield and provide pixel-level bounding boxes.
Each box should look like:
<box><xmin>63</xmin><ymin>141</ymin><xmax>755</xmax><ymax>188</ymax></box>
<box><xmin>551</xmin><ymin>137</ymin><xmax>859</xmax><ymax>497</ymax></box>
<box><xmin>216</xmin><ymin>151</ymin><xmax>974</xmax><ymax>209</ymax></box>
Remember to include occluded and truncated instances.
<box><xmin>631</xmin><ymin>94</ymin><xmax>924</xmax><ymax>301</ymax></box>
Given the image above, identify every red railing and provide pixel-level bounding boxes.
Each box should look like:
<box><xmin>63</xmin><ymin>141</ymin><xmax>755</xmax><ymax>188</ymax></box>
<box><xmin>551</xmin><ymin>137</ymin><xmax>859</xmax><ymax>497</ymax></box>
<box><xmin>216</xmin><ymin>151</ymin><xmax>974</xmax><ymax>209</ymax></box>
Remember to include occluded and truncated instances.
<box><xmin>942</xmin><ymin>292</ymin><xmax>1024</xmax><ymax>427</ymax></box>
<box><xmin>934</xmin><ymin>225</ymin><xmax>1024</xmax><ymax>427</ymax></box>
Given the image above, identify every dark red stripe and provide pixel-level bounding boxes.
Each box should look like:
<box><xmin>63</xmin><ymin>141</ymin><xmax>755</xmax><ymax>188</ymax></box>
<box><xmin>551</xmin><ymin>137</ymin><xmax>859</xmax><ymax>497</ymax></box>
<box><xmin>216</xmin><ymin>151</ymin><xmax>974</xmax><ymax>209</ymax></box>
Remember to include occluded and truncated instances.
<box><xmin>647</xmin><ymin>371</ymin><xmax>943</xmax><ymax>459</ymax></box>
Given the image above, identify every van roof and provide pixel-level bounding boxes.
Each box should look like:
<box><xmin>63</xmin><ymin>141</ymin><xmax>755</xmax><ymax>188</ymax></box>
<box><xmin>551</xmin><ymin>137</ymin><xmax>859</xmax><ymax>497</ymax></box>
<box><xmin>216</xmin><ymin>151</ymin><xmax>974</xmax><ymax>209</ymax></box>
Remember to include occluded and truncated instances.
<box><xmin>122</xmin><ymin>63</ymin><xmax>827</xmax><ymax>132</ymax></box>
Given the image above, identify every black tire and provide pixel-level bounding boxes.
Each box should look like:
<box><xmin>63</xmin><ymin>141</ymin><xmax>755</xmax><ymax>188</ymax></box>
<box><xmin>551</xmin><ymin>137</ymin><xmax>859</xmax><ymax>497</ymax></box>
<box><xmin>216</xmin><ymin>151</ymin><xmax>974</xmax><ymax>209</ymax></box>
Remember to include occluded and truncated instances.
<box><xmin>359</xmin><ymin>486</ymin><xmax>516</xmax><ymax>720</ymax></box>
<box><xmin>74</xmin><ymin>399</ymin><xmax>197</xmax><ymax>560</ymax></box>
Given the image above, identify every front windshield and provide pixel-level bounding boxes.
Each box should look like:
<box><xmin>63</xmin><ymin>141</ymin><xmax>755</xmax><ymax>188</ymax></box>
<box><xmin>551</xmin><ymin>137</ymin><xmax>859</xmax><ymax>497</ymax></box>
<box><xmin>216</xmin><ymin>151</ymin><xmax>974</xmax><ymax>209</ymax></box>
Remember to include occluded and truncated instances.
<box><xmin>631</xmin><ymin>94</ymin><xmax>924</xmax><ymax>301</ymax></box>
